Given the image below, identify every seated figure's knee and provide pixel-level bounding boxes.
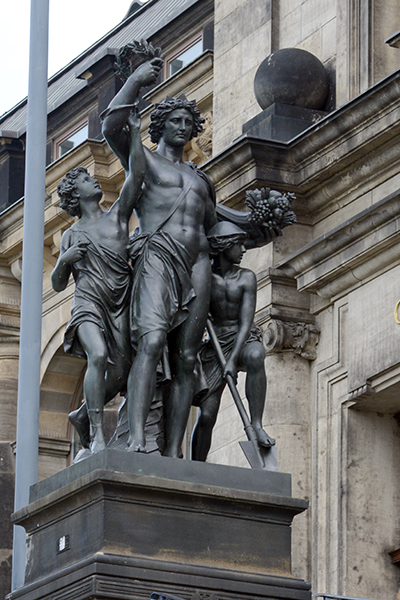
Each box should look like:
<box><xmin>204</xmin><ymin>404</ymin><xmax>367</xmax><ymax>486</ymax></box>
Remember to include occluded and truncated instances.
<box><xmin>244</xmin><ymin>344</ymin><xmax>266</xmax><ymax>371</ymax></box>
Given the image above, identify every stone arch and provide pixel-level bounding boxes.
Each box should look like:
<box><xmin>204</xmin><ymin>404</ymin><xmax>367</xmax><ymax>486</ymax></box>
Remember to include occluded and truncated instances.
<box><xmin>38</xmin><ymin>343</ymin><xmax>86</xmax><ymax>480</ymax></box>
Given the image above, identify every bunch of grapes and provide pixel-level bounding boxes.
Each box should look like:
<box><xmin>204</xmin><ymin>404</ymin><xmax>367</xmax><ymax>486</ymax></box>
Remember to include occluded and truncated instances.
<box><xmin>245</xmin><ymin>187</ymin><xmax>296</xmax><ymax>230</ymax></box>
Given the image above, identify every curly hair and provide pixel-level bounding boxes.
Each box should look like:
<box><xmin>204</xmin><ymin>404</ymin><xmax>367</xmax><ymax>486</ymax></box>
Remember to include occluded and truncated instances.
<box><xmin>208</xmin><ymin>233</ymin><xmax>248</xmax><ymax>254</ymax></box>
<box><xmin>149</xmin><ymin>94</ymin><xmax>205</xmax><ymax>144</ymax></box>
<box><xmin>57</xmin><ymin>167</ymin><xmax>88</xmax><ymax>218</ymax></box>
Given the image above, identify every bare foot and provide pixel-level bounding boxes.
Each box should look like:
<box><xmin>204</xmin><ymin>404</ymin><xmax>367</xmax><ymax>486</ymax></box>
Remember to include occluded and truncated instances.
<box><xmin>126</xmin><ymin>437</ymin><xmax>146</xmax><ymax>452</ymax></box>
<box><xmin>69</xmin><ymin>408</ymin><xmax>90</xmax><ymax>449</ymax></box>
<box><xmin>254</xmin><ymin>427</ymin><xmax>275</xmax><ymax>448</ymax></box>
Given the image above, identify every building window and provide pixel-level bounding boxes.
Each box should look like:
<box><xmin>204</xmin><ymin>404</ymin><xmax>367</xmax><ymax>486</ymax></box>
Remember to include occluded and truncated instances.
<box><xmin>166</xmin><ymin>35</ymin><xmax>203</xmax><ymax>78</ymax></box>
<box><xmin>56</xmin><ymin>122</ymin><xmax>88</xmax><ymax>158</ymax></box>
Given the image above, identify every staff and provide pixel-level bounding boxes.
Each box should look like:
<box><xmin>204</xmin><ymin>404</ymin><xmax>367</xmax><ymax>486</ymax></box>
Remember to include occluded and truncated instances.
<box><xmin>206</xmin><ymin>317</ymin><xmax>265</xmax><ymax>469</ymax></box>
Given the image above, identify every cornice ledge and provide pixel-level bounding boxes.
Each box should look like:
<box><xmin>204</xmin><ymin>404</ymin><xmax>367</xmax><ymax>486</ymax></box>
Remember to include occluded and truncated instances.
<box><xmin>276</xmin><ymin>189</ymin><xmax>400</xmax><ymax>299</ymax></box>
<box><xmin>0</xmin><ymin>140</ymin><xmax>109</xmax><ymax>241</ymax></box>
<box><xmin>257</xmin><ymin>267</ymin><xmax>298</xmax><ymax>288</ymax></box>
<box><xmin>45</xmin><ymin>140</ymin><xmax>109</xmax><ymax>190</ymax></box>
<box><xmin>10</xmin><ymin>436</ymin><xmax>71</xmax><ymax>458</ymax></box>
<box><xmin>202</xmin><ymin>69</ymin><xmax>400</xmax><ymax>212</ymax></box>
<box><xmin>203</xmin><ymin>137</ymin><xmax>292</xmax><ymax>208</ymax></box>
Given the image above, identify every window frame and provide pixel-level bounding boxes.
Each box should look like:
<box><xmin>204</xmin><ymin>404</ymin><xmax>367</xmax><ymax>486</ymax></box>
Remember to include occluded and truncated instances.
<box><xmin>164</xmin><ymin>32</ymin><xmax>203</xmax><ymax>79</ymax></box>
<box><xmin>54</xmin><ymin>118</ymin><xmax>89</xmax><ymax>160</ymax></box>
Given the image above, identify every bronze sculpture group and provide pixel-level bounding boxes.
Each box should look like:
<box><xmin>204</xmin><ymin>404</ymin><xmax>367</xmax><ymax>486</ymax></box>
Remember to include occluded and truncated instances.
<box><xmin>51</xmin><ymin>49</ymin><xmax>295</xmax><ymax>464</ymax></box>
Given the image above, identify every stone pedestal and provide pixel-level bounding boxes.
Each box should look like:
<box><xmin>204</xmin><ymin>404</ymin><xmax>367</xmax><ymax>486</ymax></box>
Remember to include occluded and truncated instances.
<box><xmin>8</xmin><ymin>450</ymin><xmax>311</xmax><ymax>600</ymax></box>
<box><xmin>242</xmin><ymin>103</ymin><xmax>327</xmax><ymax>142</ymax></box>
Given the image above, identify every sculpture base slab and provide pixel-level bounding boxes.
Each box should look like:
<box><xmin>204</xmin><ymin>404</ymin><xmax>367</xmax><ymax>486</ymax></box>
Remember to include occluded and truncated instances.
<box><xmin>8</xmin><ymin>450</ymin><xmax>311</xmax><ymax>600</ymax></box>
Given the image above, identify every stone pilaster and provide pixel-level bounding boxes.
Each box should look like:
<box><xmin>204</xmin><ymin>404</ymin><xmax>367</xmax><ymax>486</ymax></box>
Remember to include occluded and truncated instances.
<box><xmin>0</xmin><ymin>337</ymin><xmax>20</xmax><ymax>600</ymax></box>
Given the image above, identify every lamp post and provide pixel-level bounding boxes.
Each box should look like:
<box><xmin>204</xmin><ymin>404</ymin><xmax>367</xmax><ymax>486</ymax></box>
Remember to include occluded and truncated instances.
<box><xmin>11</xmin><ymin>0</ymin><xmax>49</xmax><ymax>591</ymax></box>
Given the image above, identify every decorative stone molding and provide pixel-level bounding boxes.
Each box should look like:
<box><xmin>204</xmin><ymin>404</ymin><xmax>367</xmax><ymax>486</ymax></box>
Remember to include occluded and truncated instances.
<box><xmin>192</xmin><ymin>110</ymin><xmax>213</xmax><ymax>159</ymax></box>
<box><xmin>276</xmin><ymin>189</ymin><xmax>400</xmax><ymax>302</ymax></box>
<box><xmin>263</xmin><ymin>318</ymin><xmax>320</xmax><ymax>360</ymax></box>
<box><xmin>10</xmin><ymin>258</ymin><xmax>22</xmax><ymax>282</ymax></box>
<box><xmin>347</xmin><ymin>383</ymin><xmax>376</xmax><ymax>403</ymax></box>
<box><xmin>0</xmin><ymin>298</ymin><xmax>20</xmax><ymax>338</ymax></box>
<box><xmin>255</xmin><ymin>268</ymin><xmax>313</xmax><ymax>325</ymax></box>
<box><xmin>10</xmin><ymin>436</ymin><xmax>71</xmax><ymax>459</ymax></box>
<box><xmin>203</xmin><ymin>69</ymin><xmax>400</xmax><ymax>220</ymax></box>
<box><xmin>38</xmin><ymin>435</ymin><xmax>71</xmax><ymax>459</ymax></box>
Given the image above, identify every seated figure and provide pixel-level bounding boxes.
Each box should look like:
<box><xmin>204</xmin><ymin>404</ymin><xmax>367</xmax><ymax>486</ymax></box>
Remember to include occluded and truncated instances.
<box><xmin>191</xmin><ymin>222</ymin><xmax>275</xmax><ymax>462</ymax></box>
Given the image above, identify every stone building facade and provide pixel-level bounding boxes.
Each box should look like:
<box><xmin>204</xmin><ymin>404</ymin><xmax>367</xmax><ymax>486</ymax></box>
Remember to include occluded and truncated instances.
<box><xmin>1</xmin><ymin>0</ymin><xmax>400</xmax><ymax>598</ymax></box>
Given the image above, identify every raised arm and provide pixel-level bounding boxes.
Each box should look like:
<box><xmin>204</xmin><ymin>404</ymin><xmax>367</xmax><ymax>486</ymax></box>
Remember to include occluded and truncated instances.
<box><xmin>102</xmin><ymin>58</ymin><xmax>163</xmax><ymax>172</ymax></box>
<box><xmin>115</xmin><ymin>111</ymin><xmax>147</xmax><ymax>222</ymax></box>
<box><xmin>215</xmin><ymin>204</ymin><xmax>276</xmax><ymax>248</ymax></box>
<box><xmin>215</xmin><ymin>188</ymin><xmax>296</xmax><ymax>249</ymax></box>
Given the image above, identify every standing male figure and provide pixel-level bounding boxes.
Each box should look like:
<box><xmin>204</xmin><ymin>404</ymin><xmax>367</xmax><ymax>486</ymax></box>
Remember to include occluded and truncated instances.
<box><xmin>102</xmin><ymin>59</ymin><xmax>218</xmax><ymax>456</ymax></box>
<box><xmin>51</xmin><ymin>112</ymin><xmax>145</xmax><ymax>454</ymax></box>
<box><xmin>191</xmin><ymin>222</ymin><xmax>275</xmax><ymax>462</ymax></box>
<box><xmin>102</xmin><ymin>55</ymin><xmax>282</xmax><ymax>457</ymax></box>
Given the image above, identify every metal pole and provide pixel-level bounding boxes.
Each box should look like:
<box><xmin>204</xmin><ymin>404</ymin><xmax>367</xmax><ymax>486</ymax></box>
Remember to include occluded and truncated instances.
<box><xmin>12</xmin><ymin>0</ymin><xmax>49</xmax><ymax>591</ymax></box>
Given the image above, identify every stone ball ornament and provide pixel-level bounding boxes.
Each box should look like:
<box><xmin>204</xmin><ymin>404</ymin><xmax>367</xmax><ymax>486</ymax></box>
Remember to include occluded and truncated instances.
<box><xmin>254</xmin><ymin>48</ymin><xmax>330</xmax><ymax>110</ymax></box>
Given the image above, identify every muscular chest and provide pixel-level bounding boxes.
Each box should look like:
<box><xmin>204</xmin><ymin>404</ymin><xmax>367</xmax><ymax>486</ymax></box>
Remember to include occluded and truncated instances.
<box><xmin>211</xmin><ymin>274</ymin><xmax>243</xmax><ymax>308</ymax></box>
<box><xmin>146</xmin><ymin>158</ymin><xmax>208</xmax><ymax>201</ymax></box>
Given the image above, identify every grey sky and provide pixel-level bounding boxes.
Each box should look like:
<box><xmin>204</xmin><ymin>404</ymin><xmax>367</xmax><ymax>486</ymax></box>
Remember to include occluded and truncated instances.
<box><xmin>0</xmin><ymin>1</ymin><xmax>145</xmax><ymax>117</ymax></box>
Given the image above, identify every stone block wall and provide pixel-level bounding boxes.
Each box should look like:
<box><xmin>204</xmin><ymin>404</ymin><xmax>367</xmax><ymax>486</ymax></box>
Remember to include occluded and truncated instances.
<box><xmin>213</xmin><ymin>0</ymin><xmax>337</xmax><ymax>154</ymax></box>
<box><xmin>213</xmin><ymin>0</ymin><xmax>274</xmax><ymax>153</ymax></box>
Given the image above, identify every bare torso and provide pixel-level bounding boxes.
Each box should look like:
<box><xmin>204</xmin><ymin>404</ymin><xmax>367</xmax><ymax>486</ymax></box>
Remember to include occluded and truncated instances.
<box><xmin>210</xmin><ymin>267</ymin><xmax>255</xmax><ymax>327</ymax></box>
<box><xmin>136</xmin><ymin>149</ymin><xmax>212</xmax><ymax>263</ymax></box>
<box><xmin>70</xmin><ymin>208</ymin><xmax>129</xmax><ymax>259</ymax></box>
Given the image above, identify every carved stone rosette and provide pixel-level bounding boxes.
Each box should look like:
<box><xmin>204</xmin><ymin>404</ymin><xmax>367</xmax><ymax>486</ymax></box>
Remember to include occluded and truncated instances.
<box><xmin>263</xmin><ymin>318</ymin><xmax>320</xmax><ymax>360</ymax></box>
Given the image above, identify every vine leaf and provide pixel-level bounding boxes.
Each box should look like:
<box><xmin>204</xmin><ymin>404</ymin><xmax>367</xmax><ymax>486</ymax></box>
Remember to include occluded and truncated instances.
<box><xmin>114</xmin><ymin>38</ymin><xmax>162</xmax><ymax>83</ymax></box>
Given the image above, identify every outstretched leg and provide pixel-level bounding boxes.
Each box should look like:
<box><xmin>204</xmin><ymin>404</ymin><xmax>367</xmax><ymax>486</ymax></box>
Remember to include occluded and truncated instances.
<box><xmin>77</xmin><ymin>322</ymin><xmax>109</xmax><ymax>454</ymax></box>
<box><xmin>191</xmin><ymin>386</ymin><xmax>224</xmax><ymax>461</ymax></box>
<box><xmin>69</xmin><ymin>356</ymin><xmax>131</xmax><ymax>449</ymax></box>
<box><xmin>69</xmin><ymin>404</ymin><xmax>90</xmax><ymax>449</ymax></box>
<box><xmin>240</xmin><ymin>341</ymin><xmax>275</xmax><ymax>448</ymax></box>
<box><xmin>163</xmin><ymin>253</ymin><xmax>211</xmax><ymax>458</ymax></box>
<box><xmin>126</xmin><ymin>330</ymin><xmax>166</xmax><ymax>451</ymax></box>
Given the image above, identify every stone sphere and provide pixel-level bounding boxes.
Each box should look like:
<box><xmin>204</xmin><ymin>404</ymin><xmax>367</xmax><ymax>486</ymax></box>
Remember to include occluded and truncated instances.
<box><xmin>254</xmin><ymin>48</ymin><xmax>329</xmax><ymax>110</ymax></box>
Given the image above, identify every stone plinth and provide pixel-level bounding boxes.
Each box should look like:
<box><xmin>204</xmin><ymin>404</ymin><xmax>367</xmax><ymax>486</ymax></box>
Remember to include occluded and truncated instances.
<box><xmin>242</xmin><ymin>103</ymin><xmax>327</xmax><ymax>142</ymax></box>
<box><xmin>8</xmin><ymin>450</ymin><xmax>310</xmax><ymax>600</ymax></box>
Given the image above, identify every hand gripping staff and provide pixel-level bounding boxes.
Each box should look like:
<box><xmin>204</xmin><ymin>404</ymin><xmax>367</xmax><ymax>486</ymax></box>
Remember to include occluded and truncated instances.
<box><xmin>205</xmin><ymin>317</ymin><xmax>267</xmax><ymax>470</ymax></box>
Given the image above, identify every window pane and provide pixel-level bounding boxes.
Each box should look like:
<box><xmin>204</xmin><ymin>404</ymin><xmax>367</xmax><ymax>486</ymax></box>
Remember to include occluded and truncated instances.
<box><xmin>170</xmin><ymin>59</ymin><xmax>184</xmax><ymax>76</ymax></box>
<box><xmin>59</xmin><ymin>124</ymin><xmax>88</xmax><ymax>157</ymax></box>
<box><xmin>169</xmin><ymin>40</ymin><xmax>202</xmax><ymax>76</ymax></box>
